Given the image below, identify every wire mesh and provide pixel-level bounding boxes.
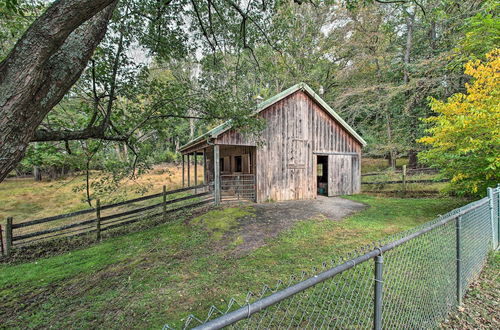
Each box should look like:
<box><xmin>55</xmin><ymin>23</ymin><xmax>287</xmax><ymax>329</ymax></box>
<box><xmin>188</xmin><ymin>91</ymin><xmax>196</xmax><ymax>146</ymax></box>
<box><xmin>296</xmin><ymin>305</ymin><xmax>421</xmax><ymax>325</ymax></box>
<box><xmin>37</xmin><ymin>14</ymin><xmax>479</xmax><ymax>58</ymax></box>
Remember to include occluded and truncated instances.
<box><xmin>164</xmin><ymin>186</ymin><xmax>500</xmax><ymax>330</ymax></box>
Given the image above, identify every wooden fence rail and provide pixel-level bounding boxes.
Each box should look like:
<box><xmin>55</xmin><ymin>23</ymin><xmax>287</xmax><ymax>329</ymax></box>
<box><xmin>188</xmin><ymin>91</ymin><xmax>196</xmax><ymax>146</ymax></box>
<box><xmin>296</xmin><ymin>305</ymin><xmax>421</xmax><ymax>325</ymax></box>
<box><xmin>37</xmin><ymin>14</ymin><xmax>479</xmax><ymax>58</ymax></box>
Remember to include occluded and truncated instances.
<box><xmin>361</xmin><ymin>167</ymin><xmax>439</xmax><ymax>177</ymax></box>
<box><xmin>361</xmin><ymin>165</ymin><xmax>448</xmax><ymax>195</ymax></box>
<box><xmin>11</xmin><ymin>184</ymin><xmax>207</xmax><ymax>230</ymax></box>
<box><xmin>362</xmin><ymin>179</ymin><xmax>449</xmax><ymax>185</ymax></box>
<box><xmin>6</xmin><ymin>184</ymin><xmax>212</xmax><ymax>251</ymax></box>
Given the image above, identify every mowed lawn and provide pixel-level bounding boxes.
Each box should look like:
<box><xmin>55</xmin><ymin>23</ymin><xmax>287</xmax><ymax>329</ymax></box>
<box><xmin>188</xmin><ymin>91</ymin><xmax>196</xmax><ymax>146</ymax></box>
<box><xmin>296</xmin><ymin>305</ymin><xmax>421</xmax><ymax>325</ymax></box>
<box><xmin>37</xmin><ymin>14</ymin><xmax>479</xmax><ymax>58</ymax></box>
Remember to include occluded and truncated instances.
<box><xmin>0</xmin><ymin>195</ymin><xmax>465</xmax><ymax>329</ymax></box>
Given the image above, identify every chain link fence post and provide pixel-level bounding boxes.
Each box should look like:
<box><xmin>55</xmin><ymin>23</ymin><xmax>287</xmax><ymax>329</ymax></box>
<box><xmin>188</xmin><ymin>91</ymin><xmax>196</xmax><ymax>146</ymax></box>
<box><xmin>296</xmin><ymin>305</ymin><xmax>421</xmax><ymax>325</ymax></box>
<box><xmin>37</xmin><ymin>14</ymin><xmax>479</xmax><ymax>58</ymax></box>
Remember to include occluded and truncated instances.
<box><xmin>487</xmin><ymin>187</ymin><xmax>495</xmax><ymax>249</ymax></box>
<box><xmin>374</xmin><ymin>254</ymin><xmax>383</xmax><ymax>330</ymax></box>
<box><xmin>497</xmin><ymin>184</ymin><xmax>500</xmax><ymax>250</ymax></box>
<box><xmin>455</xmin><ymin>215</ymin><xmax>462</xmax><ymax>306</ymax></box>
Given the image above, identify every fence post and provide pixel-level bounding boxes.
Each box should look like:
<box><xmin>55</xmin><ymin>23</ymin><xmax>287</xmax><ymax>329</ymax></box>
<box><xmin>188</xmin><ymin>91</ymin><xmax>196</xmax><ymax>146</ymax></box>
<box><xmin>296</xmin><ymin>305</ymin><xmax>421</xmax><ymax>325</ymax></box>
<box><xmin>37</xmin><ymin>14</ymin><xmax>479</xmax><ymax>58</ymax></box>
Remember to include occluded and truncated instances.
<box><xmin>96</xmin><ymin>199</ymin><xmax>101</xmax><ymax>241</ymax></box>
<box><xmin>0</xmin><ymin>224</ymin><xmax>3</xmax><ymax>256</ymax></box>
<box><xmin>456</xmin><ymin>215</ymin><xmax>462</xmax><ymax>306</ymax></box>
<box><xmin>163</xmin><ymin>185</ymin><xmax>167</xmax><ymax>222</ymax></box>
<box><xmin>497</xmin><ymin>184</ymin><xmax>500</xmax><ymax>250</ymax></box>
<box><xmin>5</xmin><ymin>217</ymin><xmax>13</xmax><ymax>258</ymax></box>
<box><xmin>374</xmin><ymin>254</ymin><xmax>383</xmax><ymax>330</ymax></box>
<box><xmin>487</xmin><ymin>187</ymin><xmax>495</xmax><ymax>249</ymax></box>
<box><xmin>402</xmin><ymin>165</ymin><xmax>407</xmax><ymax>195</ymax></box>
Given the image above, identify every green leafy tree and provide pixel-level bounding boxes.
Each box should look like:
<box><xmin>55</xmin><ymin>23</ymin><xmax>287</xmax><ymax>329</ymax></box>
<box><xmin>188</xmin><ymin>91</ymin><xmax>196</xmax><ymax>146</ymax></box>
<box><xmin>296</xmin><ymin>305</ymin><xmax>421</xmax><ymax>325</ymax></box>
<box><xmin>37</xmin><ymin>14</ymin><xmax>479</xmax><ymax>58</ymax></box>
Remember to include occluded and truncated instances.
<box><xmin>418</xmin><ymin>49</ymin><xmax>500</xmax><ymax>196</ymax></box>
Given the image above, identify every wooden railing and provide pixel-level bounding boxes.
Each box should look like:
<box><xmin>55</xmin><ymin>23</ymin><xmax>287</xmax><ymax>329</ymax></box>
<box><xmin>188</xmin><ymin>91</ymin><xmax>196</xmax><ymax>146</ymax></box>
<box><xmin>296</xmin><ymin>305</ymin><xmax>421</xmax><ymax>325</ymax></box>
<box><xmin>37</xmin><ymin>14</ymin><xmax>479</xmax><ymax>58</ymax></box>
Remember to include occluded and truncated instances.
<box><xmin>361</xmin><ymin>166</ymin><xmax>448</xmax><ymax>195</ymax></box>
<box><xmin>3</xmin><ymin>184</ymin><xmax>212</xmax><ymax>256</ymax></box>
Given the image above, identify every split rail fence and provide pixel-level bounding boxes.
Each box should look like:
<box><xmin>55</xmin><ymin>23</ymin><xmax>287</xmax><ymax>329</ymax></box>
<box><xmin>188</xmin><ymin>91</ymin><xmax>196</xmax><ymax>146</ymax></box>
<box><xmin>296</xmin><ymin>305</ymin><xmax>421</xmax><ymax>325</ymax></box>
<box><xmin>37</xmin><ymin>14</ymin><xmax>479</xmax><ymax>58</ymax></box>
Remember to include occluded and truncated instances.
<box><xmin>165</xmin><ymin>185</ymin><xmax>500</xmax><ymax>329</ymax></box>
<box><xmin>362</xmin><ymin>166</ymin><xmax>449</xmax><ymax>194</ymax></box>
<box><xmin>2</xmin><ymin>184</ymin><xmax>213</xmax><ymax>257</ymax></box>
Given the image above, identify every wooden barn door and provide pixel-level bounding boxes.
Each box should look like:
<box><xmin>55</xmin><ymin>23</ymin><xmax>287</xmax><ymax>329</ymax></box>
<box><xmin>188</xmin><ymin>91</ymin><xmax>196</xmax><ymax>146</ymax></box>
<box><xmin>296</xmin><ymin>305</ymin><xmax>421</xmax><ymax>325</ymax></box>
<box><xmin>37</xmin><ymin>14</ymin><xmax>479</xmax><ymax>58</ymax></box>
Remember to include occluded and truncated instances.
<box><xmin>327</xmin><ymin>154</ymin><xmax>360</xmax><ymax>196</ymax></box>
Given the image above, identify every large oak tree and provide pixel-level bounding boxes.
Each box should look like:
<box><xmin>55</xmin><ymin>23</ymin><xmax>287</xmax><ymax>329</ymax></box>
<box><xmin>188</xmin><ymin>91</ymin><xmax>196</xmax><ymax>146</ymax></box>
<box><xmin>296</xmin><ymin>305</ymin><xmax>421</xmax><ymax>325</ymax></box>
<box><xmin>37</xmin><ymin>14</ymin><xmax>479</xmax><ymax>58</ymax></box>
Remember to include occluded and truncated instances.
<box><xmin>0</xmin><ymin>0</ymin><xmax>118</xmax><ymax>181</ymax></box>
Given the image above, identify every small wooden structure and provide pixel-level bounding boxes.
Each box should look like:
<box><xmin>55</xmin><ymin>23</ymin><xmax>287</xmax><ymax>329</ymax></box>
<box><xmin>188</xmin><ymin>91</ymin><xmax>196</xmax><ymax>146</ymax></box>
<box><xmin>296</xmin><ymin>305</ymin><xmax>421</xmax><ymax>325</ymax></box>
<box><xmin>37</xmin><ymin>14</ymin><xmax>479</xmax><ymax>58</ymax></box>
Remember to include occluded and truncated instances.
<box><xmin>179</xmin><ymin>83</ymin><xmax>366</xmax><ymax>203</ymax></box>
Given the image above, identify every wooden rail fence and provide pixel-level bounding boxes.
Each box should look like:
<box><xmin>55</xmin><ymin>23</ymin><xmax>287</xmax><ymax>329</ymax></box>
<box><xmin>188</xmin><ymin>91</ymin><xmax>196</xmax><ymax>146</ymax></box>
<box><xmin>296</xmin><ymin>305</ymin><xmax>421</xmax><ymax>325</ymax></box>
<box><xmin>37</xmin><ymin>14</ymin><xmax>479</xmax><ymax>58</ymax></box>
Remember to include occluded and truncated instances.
<box><xmin>3</xmin><ymin>184</ymin><xmax>212</xmax><ymax>257</ymax></box>
<box><xmin>361</xmin><ymin>166</ymin><xmax>448</xmax><ymax>194</ymax></box>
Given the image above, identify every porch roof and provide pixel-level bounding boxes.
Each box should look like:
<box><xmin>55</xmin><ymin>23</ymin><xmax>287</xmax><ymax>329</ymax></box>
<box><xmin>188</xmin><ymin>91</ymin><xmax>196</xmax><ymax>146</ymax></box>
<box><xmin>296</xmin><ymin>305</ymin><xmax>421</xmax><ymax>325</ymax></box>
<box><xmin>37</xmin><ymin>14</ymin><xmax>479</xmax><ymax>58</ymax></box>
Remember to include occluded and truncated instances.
<box><xmin>179</xmin><ymin>82</ymin><xmax>367</xmax><ymax>154</ymax></box>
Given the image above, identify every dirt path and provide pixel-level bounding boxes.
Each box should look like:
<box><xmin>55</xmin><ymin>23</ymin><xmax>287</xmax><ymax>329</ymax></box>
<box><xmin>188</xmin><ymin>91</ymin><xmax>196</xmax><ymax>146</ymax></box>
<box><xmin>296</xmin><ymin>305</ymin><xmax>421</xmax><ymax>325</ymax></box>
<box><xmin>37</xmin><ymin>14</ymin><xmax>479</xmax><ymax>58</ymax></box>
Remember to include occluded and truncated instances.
<box><xmin>224</xmin><ymin>196</ymin><xmax>367</xmax><ymax>256</ymax></box>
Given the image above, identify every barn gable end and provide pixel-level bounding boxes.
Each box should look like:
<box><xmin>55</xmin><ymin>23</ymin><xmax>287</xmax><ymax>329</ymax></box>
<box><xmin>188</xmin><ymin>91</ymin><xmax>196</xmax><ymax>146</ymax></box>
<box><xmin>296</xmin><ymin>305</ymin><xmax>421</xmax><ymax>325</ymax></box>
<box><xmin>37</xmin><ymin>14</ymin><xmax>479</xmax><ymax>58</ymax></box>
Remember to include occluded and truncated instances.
<box><xmin>179</xmin><ymin>83</ymin><xmax>364</xmax><ymax>203</ymax></box>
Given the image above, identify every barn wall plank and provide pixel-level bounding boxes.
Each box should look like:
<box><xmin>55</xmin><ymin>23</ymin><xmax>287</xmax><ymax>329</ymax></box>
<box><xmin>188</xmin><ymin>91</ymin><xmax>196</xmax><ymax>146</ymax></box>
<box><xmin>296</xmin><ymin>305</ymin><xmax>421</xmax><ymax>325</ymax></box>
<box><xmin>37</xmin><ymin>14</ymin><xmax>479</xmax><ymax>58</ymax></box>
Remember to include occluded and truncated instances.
<box><xmin>209</xmin><ymin>90</ymin><xmax>363</xmax><ymax>202</ymax></box>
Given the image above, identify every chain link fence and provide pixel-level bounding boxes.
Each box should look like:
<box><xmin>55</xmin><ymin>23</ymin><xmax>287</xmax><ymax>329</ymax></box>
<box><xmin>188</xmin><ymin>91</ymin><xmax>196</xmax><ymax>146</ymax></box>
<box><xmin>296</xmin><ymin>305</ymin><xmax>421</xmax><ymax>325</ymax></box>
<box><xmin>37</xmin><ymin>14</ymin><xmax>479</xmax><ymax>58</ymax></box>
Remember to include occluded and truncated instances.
<box><xmin>164</xmin><ymin>185</ymin><xmax>500</xmax><ymax>329</ymax></box>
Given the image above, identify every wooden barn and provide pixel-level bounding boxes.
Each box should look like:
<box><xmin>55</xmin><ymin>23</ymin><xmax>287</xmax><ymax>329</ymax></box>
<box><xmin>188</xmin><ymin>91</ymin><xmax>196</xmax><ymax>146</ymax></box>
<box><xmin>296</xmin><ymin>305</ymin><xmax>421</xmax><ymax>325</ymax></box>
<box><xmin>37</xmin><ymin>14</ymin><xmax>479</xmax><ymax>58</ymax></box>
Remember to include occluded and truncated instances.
<box><xmin>179</xmin><ymin>83</ymin><xmax>366</xmax><ymax>203</ymax></box>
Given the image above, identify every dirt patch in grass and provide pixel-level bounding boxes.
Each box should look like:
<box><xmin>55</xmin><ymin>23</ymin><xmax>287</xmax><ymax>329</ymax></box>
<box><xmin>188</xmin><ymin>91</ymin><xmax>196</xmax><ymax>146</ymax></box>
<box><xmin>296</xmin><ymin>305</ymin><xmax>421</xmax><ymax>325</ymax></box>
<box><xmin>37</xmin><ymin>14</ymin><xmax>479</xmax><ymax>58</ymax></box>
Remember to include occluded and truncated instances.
<box><xmin>441</xmin><ymin>252</ymin><xmax>500</xmax><ymax>329</ymax></box>
<box><xmin>194</xmin><ymin>196</ymin><xmax>367</xmax><ymax>257</ymax></box>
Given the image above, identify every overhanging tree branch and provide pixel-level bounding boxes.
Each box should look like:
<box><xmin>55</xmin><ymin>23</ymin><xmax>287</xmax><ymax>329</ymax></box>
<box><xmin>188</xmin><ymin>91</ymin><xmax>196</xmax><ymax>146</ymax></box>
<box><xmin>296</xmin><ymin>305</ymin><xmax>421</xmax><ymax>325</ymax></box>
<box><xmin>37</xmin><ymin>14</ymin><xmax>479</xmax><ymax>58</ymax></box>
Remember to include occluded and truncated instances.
<box><xmin>0</xmin><ymin>1</ymin><xmax>118</xmax><ymax>181</ymax></box>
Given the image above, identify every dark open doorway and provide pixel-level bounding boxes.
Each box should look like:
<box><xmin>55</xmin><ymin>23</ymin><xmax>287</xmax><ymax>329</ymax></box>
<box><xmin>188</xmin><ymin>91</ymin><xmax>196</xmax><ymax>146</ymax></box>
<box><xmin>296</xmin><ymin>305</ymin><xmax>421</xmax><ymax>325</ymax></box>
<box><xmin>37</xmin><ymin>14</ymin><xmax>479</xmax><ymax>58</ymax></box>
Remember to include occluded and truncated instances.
<box><xmin>317</xmin><ymin>155</ymin><xmax>328</xmax><ymax>196</ymax></box>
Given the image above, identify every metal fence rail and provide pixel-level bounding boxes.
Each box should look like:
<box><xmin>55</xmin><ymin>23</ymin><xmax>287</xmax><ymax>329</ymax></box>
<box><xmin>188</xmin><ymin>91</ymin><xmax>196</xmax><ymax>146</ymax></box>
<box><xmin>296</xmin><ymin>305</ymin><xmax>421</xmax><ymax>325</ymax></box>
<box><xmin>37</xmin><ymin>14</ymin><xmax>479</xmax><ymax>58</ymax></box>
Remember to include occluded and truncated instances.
<box><xmin>221</xmin><ymin>174</ymin><xmax>256</xmax><ymax>202</ymax></box>
<box><xmin>164</xmin><ymin>185</ymin><xmax>500</xmax><ymax>329</ymax></box>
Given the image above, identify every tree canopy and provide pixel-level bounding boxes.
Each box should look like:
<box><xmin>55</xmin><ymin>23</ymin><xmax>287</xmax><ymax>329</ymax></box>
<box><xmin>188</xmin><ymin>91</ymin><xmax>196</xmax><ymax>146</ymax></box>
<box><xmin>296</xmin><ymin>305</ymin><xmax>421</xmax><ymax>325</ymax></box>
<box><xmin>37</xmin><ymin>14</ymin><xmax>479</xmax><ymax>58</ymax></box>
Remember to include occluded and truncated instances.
<box><xmin>418</xmin><ymin>49</ymin><xmax>500</xmax><ymax>195</ymax></box>
<box><xmin>0</xmin><ymin>0</ymin><xmax>498</xmax><ymax>198</ymax></box>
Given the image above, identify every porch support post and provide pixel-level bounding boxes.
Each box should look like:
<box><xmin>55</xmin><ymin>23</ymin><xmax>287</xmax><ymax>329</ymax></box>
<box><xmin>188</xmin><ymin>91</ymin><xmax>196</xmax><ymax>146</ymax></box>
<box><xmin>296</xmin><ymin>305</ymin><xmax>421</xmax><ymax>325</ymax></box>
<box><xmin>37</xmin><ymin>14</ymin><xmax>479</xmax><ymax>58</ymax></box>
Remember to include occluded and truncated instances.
<box><xmin>187</xmin><ymin>153</ymin><xmax>191</xmax><ymax>187</ymax></box>
<box><xmin>182</xmin><ymin>154</ymin><xmax>185</xmax><ymax>187</ymax></box>
<box><xmin>203</xmin><ymin>148</ymin><xmax>207</xmax><ymax>185</ymax></box>
<box><xmin>194</xmin><ymin>152</ymin><xmax>198</xmax><ymax>193</ymax></box>
<box><xmin>214</xmin><ymin>145</ymin><xmax>221</xmax><ymax>205</ymax></box>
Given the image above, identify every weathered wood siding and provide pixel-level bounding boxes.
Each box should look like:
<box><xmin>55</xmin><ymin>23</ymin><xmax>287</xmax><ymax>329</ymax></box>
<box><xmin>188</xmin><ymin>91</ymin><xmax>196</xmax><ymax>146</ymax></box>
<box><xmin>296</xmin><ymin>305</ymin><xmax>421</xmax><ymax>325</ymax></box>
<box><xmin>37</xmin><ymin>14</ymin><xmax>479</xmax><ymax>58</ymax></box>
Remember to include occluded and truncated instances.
<box><xmin>215</xmin><ymin>129</ymin><xmax>256</xmax><ymax>146</ymax></box>
<box><xmin>237</xmin><ymin>90</ymin><xmax>361</xmax><ymax>202</ymax></box>
<box><xmin>327</xmin><ymin>154</ymin><xmax>360</xmax><ymax>196</ymax></box>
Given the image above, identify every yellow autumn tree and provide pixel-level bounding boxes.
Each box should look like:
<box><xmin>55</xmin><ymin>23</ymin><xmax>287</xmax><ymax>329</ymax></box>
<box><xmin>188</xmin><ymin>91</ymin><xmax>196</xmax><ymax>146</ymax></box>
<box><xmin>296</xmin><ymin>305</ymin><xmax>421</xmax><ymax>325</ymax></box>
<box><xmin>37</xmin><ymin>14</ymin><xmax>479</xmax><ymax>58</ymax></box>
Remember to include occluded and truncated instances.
<box><xmin>418</xmin><ymin>49</ymin><xmax>500</xmax><ymax>196</ymax></box>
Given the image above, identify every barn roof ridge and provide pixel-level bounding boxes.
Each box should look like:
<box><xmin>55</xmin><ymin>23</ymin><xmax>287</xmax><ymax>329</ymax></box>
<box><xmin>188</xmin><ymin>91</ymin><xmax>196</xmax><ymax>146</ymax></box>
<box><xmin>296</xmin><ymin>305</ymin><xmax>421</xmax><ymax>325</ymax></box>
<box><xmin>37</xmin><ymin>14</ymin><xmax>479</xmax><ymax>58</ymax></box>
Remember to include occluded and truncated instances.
<box><xmin>179</xmin><ymin>82</ymin><xmax>366</xmax><ymax>152</ymax></box>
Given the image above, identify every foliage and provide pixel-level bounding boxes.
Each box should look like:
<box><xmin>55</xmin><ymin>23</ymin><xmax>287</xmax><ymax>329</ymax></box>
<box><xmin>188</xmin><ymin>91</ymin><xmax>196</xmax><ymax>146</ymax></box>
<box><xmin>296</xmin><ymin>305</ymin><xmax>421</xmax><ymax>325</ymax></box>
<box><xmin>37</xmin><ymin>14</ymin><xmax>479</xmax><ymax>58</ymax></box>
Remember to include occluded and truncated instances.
<box><xmin>453</xmin><ymin>0</ymin><xmax>500</xmax><ymax>63</ymax></box>
<box><xmin>0</xmin><ymin>0</ymin><xmax>44</xmax><ymax>60</ymax></box>
<box><xmin>2</xmin><ymin>0</ymin><xmax>499</xmax><ymax>198</ymax></box>
<box><xmin>418</xmin><ymin>49</ymin><xmax>500</xmax><ymax>196</ymax></box>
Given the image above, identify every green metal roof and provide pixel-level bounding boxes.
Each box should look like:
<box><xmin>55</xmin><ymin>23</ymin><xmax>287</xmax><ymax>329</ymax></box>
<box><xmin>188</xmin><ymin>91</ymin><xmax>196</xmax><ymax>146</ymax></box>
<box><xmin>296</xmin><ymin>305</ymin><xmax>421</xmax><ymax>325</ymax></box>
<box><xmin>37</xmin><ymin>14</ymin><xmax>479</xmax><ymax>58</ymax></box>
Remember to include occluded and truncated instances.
<box><xmin>179</xmin><ymin>82</ymin><xmax>367</xmax><ymax>152</ymax></box>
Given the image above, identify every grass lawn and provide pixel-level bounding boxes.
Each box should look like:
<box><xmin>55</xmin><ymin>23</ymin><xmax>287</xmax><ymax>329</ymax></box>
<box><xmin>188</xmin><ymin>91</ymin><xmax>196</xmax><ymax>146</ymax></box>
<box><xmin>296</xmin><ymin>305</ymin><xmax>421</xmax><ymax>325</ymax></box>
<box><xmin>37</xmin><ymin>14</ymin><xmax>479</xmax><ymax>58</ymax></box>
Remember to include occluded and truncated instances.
<box><xmin>0</xmin><ymin>195</ymin><xmax>465</xmax><ymax>329</ymax></box>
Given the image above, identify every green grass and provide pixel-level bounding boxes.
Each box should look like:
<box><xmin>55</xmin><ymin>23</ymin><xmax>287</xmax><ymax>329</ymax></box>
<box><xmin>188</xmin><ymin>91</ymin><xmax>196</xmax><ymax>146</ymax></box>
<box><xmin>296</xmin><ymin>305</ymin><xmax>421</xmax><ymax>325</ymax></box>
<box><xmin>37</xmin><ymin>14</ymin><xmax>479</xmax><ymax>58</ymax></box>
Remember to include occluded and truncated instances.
<box><xmin>0</xmin><ymin>195</ymin><xmax>465</xmax><ymax>329</ymax></box>
<box><xmin>192</xmin><ymin>206</ymin><xmax>254</xmax><ymax>240</ymax></box>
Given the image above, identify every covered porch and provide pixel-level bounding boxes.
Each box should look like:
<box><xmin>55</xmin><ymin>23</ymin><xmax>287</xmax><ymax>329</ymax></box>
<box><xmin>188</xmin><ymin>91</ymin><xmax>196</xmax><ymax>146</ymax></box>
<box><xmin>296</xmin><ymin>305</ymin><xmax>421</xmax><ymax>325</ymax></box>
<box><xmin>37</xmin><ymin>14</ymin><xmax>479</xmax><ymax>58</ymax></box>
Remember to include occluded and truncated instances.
<box><xmin>180</xmin><ymin>144</ymin><xmax>256</xmax><ymax>203</ymax></box>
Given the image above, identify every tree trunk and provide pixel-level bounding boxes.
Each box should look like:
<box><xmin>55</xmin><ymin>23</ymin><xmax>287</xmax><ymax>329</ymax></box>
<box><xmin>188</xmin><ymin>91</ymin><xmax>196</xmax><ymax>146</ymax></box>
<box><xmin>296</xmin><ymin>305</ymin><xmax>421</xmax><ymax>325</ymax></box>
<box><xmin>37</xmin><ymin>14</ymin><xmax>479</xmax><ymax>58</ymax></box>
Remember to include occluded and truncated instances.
<box><xmin>0</xmin><ymin>0</ymin><xmax>117</xmax><ymax>182</ymax></box>
<box><xmin>408</xmin><ymin>150</ymin><xmax>418</xmax><ymax>168</ymax></box>
<box><xmin>385</xmin><ymin>111</ymin><xmax>396</xmax><ymax>170</ymax></box>
<box><xmin>403</xmin><ymin>11</ymin><xmax>415</xmax><ymax>85</ymax></box>
<box><xmin>33</xmin><ymin>166</ymin><xmax>42</xmax><ymax>181</ymax></box>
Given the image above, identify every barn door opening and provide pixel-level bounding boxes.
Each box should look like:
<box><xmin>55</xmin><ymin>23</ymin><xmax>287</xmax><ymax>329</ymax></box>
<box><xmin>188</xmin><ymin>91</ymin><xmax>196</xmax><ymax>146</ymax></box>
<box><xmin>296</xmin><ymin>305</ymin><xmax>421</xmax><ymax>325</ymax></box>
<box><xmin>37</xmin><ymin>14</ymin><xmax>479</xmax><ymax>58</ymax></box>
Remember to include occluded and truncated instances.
<box><xmin>316</xmin><ymin>155</ymin><xmax>328</xmax><ymax>196</ymax></box>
